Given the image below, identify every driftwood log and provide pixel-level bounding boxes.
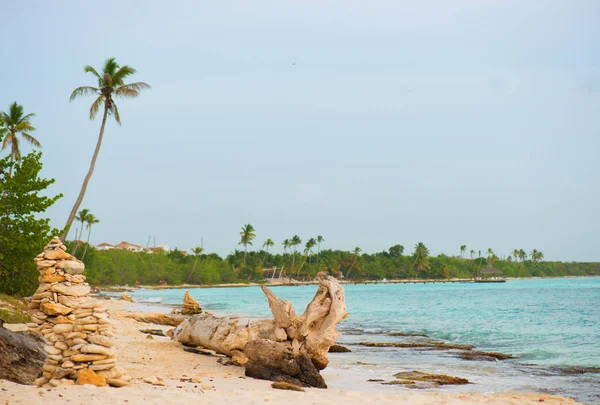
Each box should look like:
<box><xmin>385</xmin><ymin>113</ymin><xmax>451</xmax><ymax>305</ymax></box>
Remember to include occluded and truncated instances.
<box><xmin>174</xmin><ymin>272</ymin><xmax>348</xmax><ymax>387</ymax></box>
<box><xmin>0</xmin><ymin>322</ymin><xmax>46</xmax><ymax>384</ymax></box>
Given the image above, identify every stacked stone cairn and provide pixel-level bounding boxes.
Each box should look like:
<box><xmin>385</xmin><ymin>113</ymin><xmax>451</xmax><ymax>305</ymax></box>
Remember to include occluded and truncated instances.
<box><xmin>27</xmin><ymin>237</ymin><xmax>127</xmax><ymax>388</ymax></box>
<box><xmin>181</xmin><ymin>290</ymin><xmax>202</xmax><ymax>315</ymax></box>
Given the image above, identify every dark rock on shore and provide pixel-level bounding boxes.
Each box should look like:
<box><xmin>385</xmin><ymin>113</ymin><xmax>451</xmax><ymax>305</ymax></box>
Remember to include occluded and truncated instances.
<box><xmin>383</xmin><ymin>371</ymin><xmax>470</xmax><ymax>389</ymax></box>
<box><xmin>329</xmin><ymin>344</ymin><xmax>351</xmax><ymax>353</ymax></box>
<box><xmin>458</xmin><ymin>350</ymin><xmax>516</xmax><ymax>361</ymax></box>
<box><xmin>358</xmin><ymin>341</ymin><xmax>475</xmax><ymax>350</ymax></box>
<box><xmin>271</xmin><ymin>381</ymin><xmax>305</xmax><ymax>392</ymax></box>
<box><xmin>139</xmin><ymin>328</ymin><xmax>167</xmax><ymax>337</ymax></box>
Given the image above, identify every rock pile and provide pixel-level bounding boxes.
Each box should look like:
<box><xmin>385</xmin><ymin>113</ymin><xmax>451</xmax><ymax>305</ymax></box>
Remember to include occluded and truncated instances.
<box><xmin>118</xmin><ymin>293</ymin><xmax>133</xmax><ymax>302</ymax></box>
<box><xmin>181</xmin><ymin>291</ymin><xmax>201</xmax><ymax>315</ymax></box>
<box><xmin>27</xmin><ymin>237</ymin><xmax>126</xmax><ymax>388</ymax></box>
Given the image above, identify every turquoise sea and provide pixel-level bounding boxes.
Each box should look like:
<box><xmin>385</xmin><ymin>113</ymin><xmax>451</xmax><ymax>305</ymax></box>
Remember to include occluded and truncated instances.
<box><xmin>123</xmin><ymin>277</ymin><xmax>600</xmax><ymax>404</ymax></box>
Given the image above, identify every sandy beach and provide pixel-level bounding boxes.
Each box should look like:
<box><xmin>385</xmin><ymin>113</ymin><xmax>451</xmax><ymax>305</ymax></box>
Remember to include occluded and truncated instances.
<box><xmin>2</xmin><ymin>299</ymin><xmax>581</xmax><ymax>405</ymax></box>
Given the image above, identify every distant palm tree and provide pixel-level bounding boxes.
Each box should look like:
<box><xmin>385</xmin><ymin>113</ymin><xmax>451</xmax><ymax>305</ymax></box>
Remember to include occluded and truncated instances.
<box><xmin>72</xmin><ymin>208</ymin><xmax>91</xmax><ymax>255</ymax></box>
<box><xmin>346</xmin><ymin>246</ymin><xmax>362</xmax><ymax>279</ymax></box>
<box><xmin>413</xmin><ymin>242</ymin><xmax>431</xmax><ymax>279</ymax></box>
<box><xmin>460</xmin><ymin>245</ymin><xmax>467</xmax><ymax>258</ymax></box>
<box><xmin>316</xmin><ymin>235</ymin><xmax>324</xmax><ymax>265</ymax></box>
<box><xmin>239</xmin><ymin>224</ymin><xmax>256</xmax><ymax>264</ymax></box>
<box><xmin>486</xmin><ymin>248</ymin><xmax>495</xmax><ymax>259</ymax></box>
<box><xmin>186</xmin><ymin>246</ymin><xmax>204</xmax><ymax>282</ymax></box>
<box><xmin>519</xmin><ymin>249</ymin><xmax>527</xmax><ymax>262</ymax></box>
<box><xmin>280</xmin><ymin>239</ymin><xmax>291</xmax><ymax>278</ymax></box>
<box><xmin>513</xmin><ymin>249</ymin><xmax>520</xmax><ymax>262</ymax></box>
<box><xmin>290</xmin><ymin>235</ymin><xmax>302</xmax><ymax>272</ymax></box>
<box><xmin>262</xmin><ymin>238</ymin><xmax>274</xmax><ymax>263</ymax></box>
<box><xmin>62</xmin><ymin>58</ymin><xmax>150</xmax><ymax>241</ymax></box>
<box><xmin>0</xmin><ymin>102</ymin><xmax>40</xmax><ymax>175</ymax></box>
<box><xmin>470</xmin><ymin>250</ymin><xmax>475</xmax><ymax>260</ymax></box>
<box><xmin>297</xmin><ymin>238</ymin><xmax>317</xmax><ymax>275</ymax></box>
<box><xmin>530</xmin><ymin>249</ymin><xmax>544</xmax><ymax>265</ymax></box>
<box><xmin>81</xmin><ymin>214</ymin><xmax>99</xmax><ymax>260</ymax></box>
<box><xmin>507</xmin><ymin>255</ymin><xmax>512</xmax><ymax>263</ymax></box>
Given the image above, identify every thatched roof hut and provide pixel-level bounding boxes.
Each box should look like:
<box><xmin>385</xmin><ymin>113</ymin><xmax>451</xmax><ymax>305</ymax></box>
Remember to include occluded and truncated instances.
<box><xmin>478</xmin><ymin>263</ymin><xmax>502</xmax><ymax>276</ymax></box>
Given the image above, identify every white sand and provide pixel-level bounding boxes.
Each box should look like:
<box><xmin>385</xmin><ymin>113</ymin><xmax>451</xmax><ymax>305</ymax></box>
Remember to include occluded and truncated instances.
<box><xmin>1</xmin><ymin>300</ymin><xmax>581</xmax><ymax>405</ymax></box>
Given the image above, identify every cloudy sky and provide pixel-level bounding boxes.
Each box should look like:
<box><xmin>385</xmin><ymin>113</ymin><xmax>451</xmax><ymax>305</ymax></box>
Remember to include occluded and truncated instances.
<box><xmin>1</xmin><ymin>0</ymin><xmax>598</xmax><ymax>260</ymax></box>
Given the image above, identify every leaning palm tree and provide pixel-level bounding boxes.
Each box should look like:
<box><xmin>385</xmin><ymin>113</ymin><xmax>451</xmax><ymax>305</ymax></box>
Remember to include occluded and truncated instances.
<box><xmin>62</xmin><ymin>58</ymin><xmax>150</xmax><ymax>240</ymax></box>
<box><xmin>80</xmin><ymin>214</ymin><xmax>99</xmax><ymax>261</ymax></box>
<box><xmin>0</xmin><ymin>102</ymin><xmax>40</xmax><ymax>175</ymax></box>
<box><xmin>262</xmin><ymin>238</ymin><xmax>274</xmax><ymax>263</ymax></box>
<box><xmin>72</xmin><ymin>208</ymin><xmax>91</xmax><ymax>255</ymax></box>
<box><xmin>186</xmin><ymin>246</ymin><xmax>204</xmax><ymax>282</ymax></box>
<box><xmin>413</xmin><ymin>242</ymin><xmax>431</xmax><ymax>279</ymax></box>
<box><xmin>279</xmin><ymin>239</ymin><xmax>291</xmax><ymax>279</ymax></box>
<box><xmin>239</xmin><ymin>224</ymin><xmax>256</xmax><ymax>264</ymax></box>
<box><xmin>346</xmin><ymin>246</ymin><xmax>362</xmax><ymax>279</ymax></box>
<box><xmin>460</xmin><ymin>245</ymin><xmax>467</xmax><ymax>258</ymax></box>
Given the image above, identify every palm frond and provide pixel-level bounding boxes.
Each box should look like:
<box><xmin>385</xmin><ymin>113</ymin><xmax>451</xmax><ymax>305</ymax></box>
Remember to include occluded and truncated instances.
<box><xmin>21</xmin><ymin>133</ymin><xmax>41</xmax><ymax>148</ymax></box>
<box><xmin>112</xmin><ymin>65</ymin><xmax>136</xmax><ymax>85</ymax></box>
<box><xmin>1</xmin><ymin>133</ymin><xmax>13</xmax><ymax>150</ymax></box>
<box><xmin>15</xmin><ymin>122</ymin><xmax>35</xmax><ymax>132</ymax></box>
<box><xmin>83</xmin><ymin>65</ymin><xmax>101</xmax><ymax>79</ymax></box>
<box><xmin>70</xmin><ymin>86</ymin><xmax>99</xmax><ymax>101</ymax></box>
<box><xmin>89</xmin><ymin>96</ymin><xmax>105</xmax><ymax>120</ymax></box>
<box><xmin>118</xmin><ymin>81</ymin><xmax>151</xmax><ymax>92</ymax></box>
<box><xmin>9</xmin><ymin>102</ymin><xmax>23</xmax><ymax>122</ymax></box>
<box><xmin>102</xmin><ymin>58</ymin><xmax>118</xmax><ymax>76</ymax></box>
<box><xmin>18</xmin><ymin>112</ymin><xmax>35</xmax><ymax>124</ymax></box>
<box><xmin>114</xmin><ymin>87</ymin><xmax>139</xmax><ymax>98</ymax></box>
<box><xmin>109</xmin><ymin>102</ymin><xmax>121</xmax><ymax>125</ymax></box>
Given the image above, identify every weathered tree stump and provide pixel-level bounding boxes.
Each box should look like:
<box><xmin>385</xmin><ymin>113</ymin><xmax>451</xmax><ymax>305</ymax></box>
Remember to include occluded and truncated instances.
<box><xmin>0</xmin><ymin>323</ymin><xmax>46</xmax><ymax>384</ymax></box>
<box><xmin>174</xmin><ymin>272</ymin><xmax>348</xmax><ymax>387</ymax></box>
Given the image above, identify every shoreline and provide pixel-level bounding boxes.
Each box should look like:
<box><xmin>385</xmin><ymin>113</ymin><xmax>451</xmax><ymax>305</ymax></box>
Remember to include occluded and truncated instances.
<box><xmin>2</xmin><ymin>299</ymin><xmax>582</xmax><ymax>405</ymax></box>
<box><xmin>98</xmin><ymin>275</ymin><xmax>600</xmax><ymax>292</ymax></box>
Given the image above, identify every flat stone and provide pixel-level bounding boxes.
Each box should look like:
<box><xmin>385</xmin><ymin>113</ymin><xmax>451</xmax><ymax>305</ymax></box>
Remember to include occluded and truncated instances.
<box><xmin>56</xmin><ymin>260</ymin><xmax>85</xmax><ymax>275</ymax></box>
<box><xmin>89</xmin><ymin>363</ymin><xmax>115</xmax><ymax>371</ymax></box>
<box><xmin>93</xmin><ymin>358</ymin><xmax>116</xmax><ymax>365</ymax></box>
<box><xmin>51</xmin><ymin>283</ymin><xmax>91</xmax><ymax>297</ymax></box>
<box><xmin>73</xmin><ymin>338</ymin><xmax>87</xmax><ymax>345</ymax></box>
<box><xmin>58</xmin><ymin>295</ymin><xmax>88</xmax><ymax>308</ymax></box>
<box><xmin>107</xmin><ymin>378</ymin><xmax>129</xmax><ymax>387</ymax></box>
<box><xmin>80</xmin><ymin>344</ymin><xmax>114</xmax><ymax>357</ymax></box>
<box><xmin>87</xmin><ymin>335</ymin><xmax>113</xmax><ymax>348</ymax></box>
<box><xmin>44</xmin><ymin>249</ymin><xmax>71</xmax><ymax>260</ymax></box>
<box><xmin>76</xmin><ymin>369</ymin><xmax>107</xmax><ymax>387</ymax></box>
<box><xmin>53</xmin><ymin>324</ymin><xmax>74</xmax><ymax>334</ymax></box>
<box><xmin>37</xmin><ymin>260</ymin><xmax>57</xmax><ymax>269</ymax></box>
<box><xmin>76</xmin><ymin>300</ymin><xmax>102</xmax><ymax>309</ymax></box>
<box><xmin>62</xmin><ymin>361</ymin><xmax>75</xmax><ymax>368</ymax></box>
<box><xmin>41</xmin><ymin>302</ymin><xmax>73</xmax><ymax>316</ymax></box>
<box><xmin>71</xmin><ymin>354</ymin><xmax>108</xmax><ymax>362</ymax></box>
<box><xmin>54</xmin><ymin>341</ymin><xmax>69</xmax><ymax>350</ymax></box>
<box><xmin>97</xmin><ymin>366</ymin><xmax>124</xmax><ymax>379</ymax></box>
<box><xmin>40</xmin><ymin>273</ymin><xmax>65</xmax><ymax>283</ymax></box>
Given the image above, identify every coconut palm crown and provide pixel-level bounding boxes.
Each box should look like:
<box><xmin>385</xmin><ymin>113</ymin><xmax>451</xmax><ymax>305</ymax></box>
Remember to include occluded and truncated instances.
<box><xmin>0</xmin><ymin>102</ymin><xmax>40</xmax><ymax>173</ymax></box>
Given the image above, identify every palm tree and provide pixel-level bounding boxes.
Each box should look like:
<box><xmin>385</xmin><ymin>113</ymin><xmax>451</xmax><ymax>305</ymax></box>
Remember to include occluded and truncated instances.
<box><xmin>0</xmin><ymin>102</ymin><xmax>40</xmax><ymax>175</ymax></box>
<box><xmin>486</xmin><ymin>248</ymin><xmax>495</xmax><ymax>260</ymax></box>
<box><xmin>346</xmin><ymin>246</ymin><xmax>362</xmax><ymax>279</ymax></box>
<box><xmin>316</xmin><ymin>235</ymin><xmax>324</xmax><ymax>265</ymax></box>
<box><xmin>470</xmin><ymin>249</ymin><xmax>475</xmax><ymax>260</ymax></box>
<box><xmin>239</xmin><ymin>224</ymin><xmax>256</xmax><ymax>264</ymax></box>
<box><xmin>280</xmin><ymin>239</ymin><xmax>290</xmax><ymax>279</ymax></box>
<box><xmin>290</xmin><ymin>235</ymin><xmax>302</xmax><ymax>272</ymax></box>
<box><xmin>513</xmin><ymin>249</ymin><xmax>520</xmax><ymax>262</ymax></box>
<box><xmin>530</xmin><ymin>249</ymin><xmax>544</xmax><ymax>265</ymax></box>
<box><xmin>519</xmin><ymin>249</ymin><xmax>527</xmax><ymax>262</ymax></box>
<box><xmin>72</xmin><ymin>208</ymin><xmax>91</xmax><ymax>255</ymax></box>
<box><xmin>297</xmin><ymin>238</ymin><xmax>317</xmax><ymax>275</ymax></box>
<box><xmin>81</xmin><ymin>214</ymin><xmax>99</xmax><ymax>261</ymax></box>
<box><xmin>460</xmin><ymin>245</ymin><xmax>467</xmax><ymax>258</ymax></box>
<box><xmin>507</xmin><ymin>255</ymin><xmax>512</xmax><ymax>263</ymax></box>
<box><xmin>413</xmin><ymin>242</ymin><xmax>431</xmax><ymax>279</ymax></box>
<box><xmin>62</xmin><ymin>58</ymin><xmax>150</xmax><ymax>241</ymax></box>
<box><xmin>262</xmin><ymin>238</ymin><xmax>274</xmax><ymax>263</ymax></box>
<box><xmin>186</xmin><ymin>246</ymin><xmax>204</xmax><ymax>282</ymax></box>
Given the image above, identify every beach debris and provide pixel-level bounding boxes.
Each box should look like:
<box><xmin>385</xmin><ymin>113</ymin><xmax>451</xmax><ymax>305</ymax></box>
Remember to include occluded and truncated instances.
<box><xmin>271</xmin><ymin>381</ymin><xmax>305</xmax><ymax>392</ymax></box>
<box><xmin>181</xmin><ymin>291</ymin><xmax>202</xmax><ymax>315</ymax></box>
<box><xmin>328</xmin><ymin>344</ymin><xmax>351</xmax><ymax>353</ymax></box>
<box><xmin>143</xmin><ymin>375</ymin><xmax>166</xmax><ymax>386</ymax></box>
<box><xmin>367</xmin><ymin>379</ymin><xmax>384</xmax><ymax>382</ymax></box>
<box><xmin>26</xmin><ymin>237</ymin><xmax>125</xmax><ymax>388</ymax></box>
<box><xmin>183</xmin><ymin>347</ymin><xmax>225</xmax><ymax>357</ymax></box>
<box><xmin>123</xmin><ymin>312</ymin><xmax>185</xmax><ymax>326</ymax></box>
<box><xmin>146</xmin><ymin>334</ymin><xmax>154</xmax><ymax>339</ymax></box>
<box><xmin>383</xmin><ymin>371</ymin><xmax>470</xmax><ymax>388</ymax></box>
<box><xmin>118</xmin><ymin>293</ymin><xmax>133</xmax><ymax>302</ymax></box>
<box><xmin>173</xmin><ymin>272</ymin><xmax>348</xmax><ymax>388</ymax></box>
<box><xmin>217</xmin><ymin>357</ymin><xmax>234</xmax><ymax>366</ymax></box>
<box><xmin>0</xmin><ymin>323</ymin><xmax>46</xmax><ymax>384</ymax></box>
<box><xmin>139</xmin><ymin>328</ymin><xmax>167</xmax><ymax>337</ymax></box>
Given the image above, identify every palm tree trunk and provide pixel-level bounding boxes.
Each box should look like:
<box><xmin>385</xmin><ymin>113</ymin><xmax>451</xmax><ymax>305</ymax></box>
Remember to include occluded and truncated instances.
<box><xmin>186</xmin><ymin>258</ymin><xmax>199</xmax><ymax>283</ymax></box>
<box><xmin>72</xmin><ymin>223</ymin><xmax>85</xmax><ymax>255</ymax></box>
<box><xmin>244</xmin><ymin>245</ymin><xmax>247</xmax><ymax>264</ymax></box>
<box><xmin>81</xmin><ymin>225</ymin><xmax>93</xmax><ymax>261</ymax></box>
<box><xmin>61</xmin><ymin>105</ymin><xmax>109</xmax><ymax>241</ymax></box>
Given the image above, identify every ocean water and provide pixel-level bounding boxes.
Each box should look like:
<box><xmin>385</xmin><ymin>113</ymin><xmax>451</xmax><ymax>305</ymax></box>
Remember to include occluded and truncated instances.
<box><xmin>122</xmin><ymin>277</ymin><xmax>600</xmax><ymax>404</ymax></box>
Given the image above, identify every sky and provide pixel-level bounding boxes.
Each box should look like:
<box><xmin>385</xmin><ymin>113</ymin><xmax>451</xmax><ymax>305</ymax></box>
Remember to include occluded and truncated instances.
<box><xmin>1</xmin><ymin>1</ymin><xmax>599</xmax><ymax>261</ymax></box>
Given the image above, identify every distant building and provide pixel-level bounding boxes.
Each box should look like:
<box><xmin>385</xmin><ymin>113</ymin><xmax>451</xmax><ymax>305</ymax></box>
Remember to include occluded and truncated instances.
<box><xmin>96</xmin><ymin>243</ymin><xmax>114</xmax><ymax>251</ymax></box>
<box><xmin>114</xmin><ymin>241</ymin><xmax>144</xmax><ymax>252</ymax></box>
